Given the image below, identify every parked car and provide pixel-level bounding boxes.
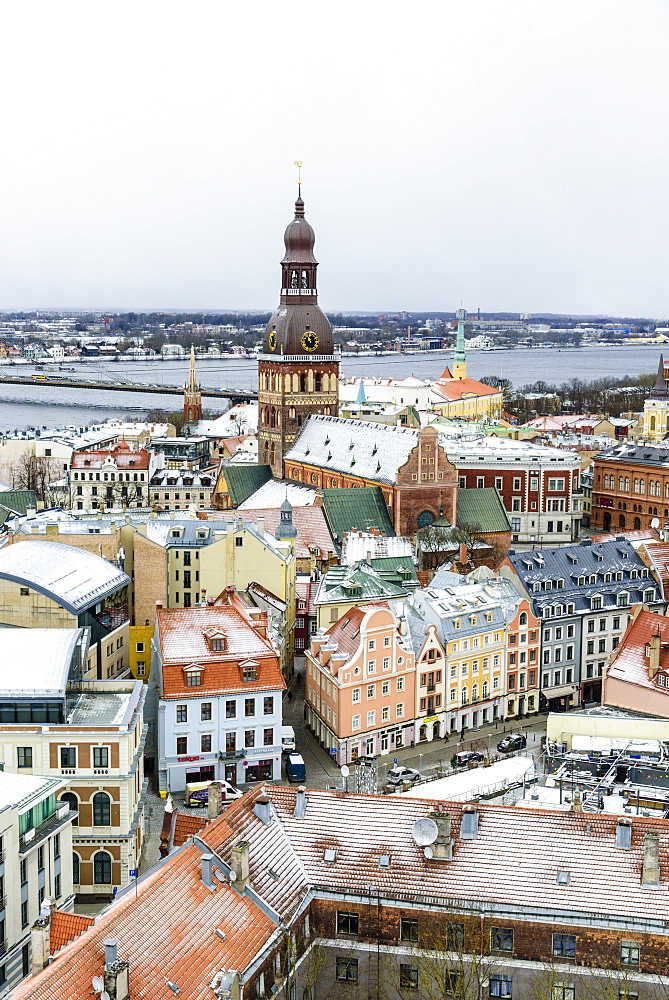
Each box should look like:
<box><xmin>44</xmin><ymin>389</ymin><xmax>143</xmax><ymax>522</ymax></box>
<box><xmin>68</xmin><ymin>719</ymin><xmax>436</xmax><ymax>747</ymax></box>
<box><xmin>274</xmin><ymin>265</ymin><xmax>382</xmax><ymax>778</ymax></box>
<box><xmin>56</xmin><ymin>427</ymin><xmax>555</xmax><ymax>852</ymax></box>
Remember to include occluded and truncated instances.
<box><xmin>455</xmin><ymin>751</ymin><xmax>485</xmax><ymax>768</ymax></box>
<box><xmin>185</xmin><ymin>780</ymin><xmax>243</xmax><ymax>807</ymax></box>
<box><xmin>386</xmin><ymin>766</ymin><xmax>421</xmax><ymax>786</ymax></box>
<box><xmin>286</xmin><ymin>753</ymin><xmax>306</xmax><ymax>783</ymax></box>
<box><xmin>497</xmin><ymin>734</ymin><xmax>527</xmax><ymax>754</ymax></box>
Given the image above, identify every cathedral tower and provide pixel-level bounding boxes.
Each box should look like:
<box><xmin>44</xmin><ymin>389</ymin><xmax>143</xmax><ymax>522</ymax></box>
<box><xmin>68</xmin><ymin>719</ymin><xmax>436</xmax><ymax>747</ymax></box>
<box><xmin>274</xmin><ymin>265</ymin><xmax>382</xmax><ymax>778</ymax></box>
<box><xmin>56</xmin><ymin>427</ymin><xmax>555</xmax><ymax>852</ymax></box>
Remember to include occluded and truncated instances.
<box><xmin>258</xmin><ymin>189</ymin><xmax>339</xmax><ymax>478</ymax></box>
<box><xmin>183</xmin><ymin>345</ymin><xmax>203</xmax><ymax>426</ymax></box>
<box><xmin>643</xmin><ymin>354</ymin><xmax>669</xmax><ymax>442</ymax></box>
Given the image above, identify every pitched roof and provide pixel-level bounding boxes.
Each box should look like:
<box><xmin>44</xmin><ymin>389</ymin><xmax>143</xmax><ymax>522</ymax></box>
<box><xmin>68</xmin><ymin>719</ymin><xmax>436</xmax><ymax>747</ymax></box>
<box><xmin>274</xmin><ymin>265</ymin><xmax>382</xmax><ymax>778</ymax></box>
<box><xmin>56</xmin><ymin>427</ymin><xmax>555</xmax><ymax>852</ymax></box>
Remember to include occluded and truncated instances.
<box><xmin>596</xmin><ymin>443</ymin><xmax>669</xmax><ymax>467</ymax></box>
<box><xmin>315</xmin><ymin>561</ymin><xmax>408</xmax><ymax>606</ymax></box>
<box><xmin>0</xmin><ymin>489</ymin><xmax>39</xmax><ymax>515</ymax></box>
<box><xmin>429</xmin><ymin>377</ymin><xmax>502</xmax><ymax>401</ymax></box>
<box><xmin>457</xmin><ymin>487</ymin><xmax>512</xmax><ymax>534</ymax></box>
<box><xmin>0</xmin><ymin>539</ymin><xmax>130</xmax><ymax>614</ymax></box>
<box><xmin>220</xmin><ymin>464</ymin><xmax>272</xmax><ymax>506</ymax></box>
<box><xmin>11</xmin><ymin>841</ymin><xmax>276</xmax><ymax>1000</ymax></box>
<box><xmin>606</xmin><ymin>608</ymin><xmax>669</xmax><ymax>694</ymax></box>
<box><xmin>156</xmin><ymin>603</ymin><xmax>285</xmax><ymax>697</ymax></box>
<box><xmin>232</xmin><ymin>506</ymin><xmax>335</xmax><ymax>560</ymax></box>
<box><xmin>49</xmin><ymin>911</ymin><xmax>94</xmax><ymax>956</ymax></box>
<box><xmin>173</xmin><ymin>811</ymin><xmax>208</xmax><ymax>847</ymax></box>
<box><xmin>71</xmin><ymin>446</ymin><xmax>151</xmax><ymax>470</ymax></box>
<box><xmin>322</xmin><ymin>486</ymin><xmax>394</xmax><ymax>542</ymax></box>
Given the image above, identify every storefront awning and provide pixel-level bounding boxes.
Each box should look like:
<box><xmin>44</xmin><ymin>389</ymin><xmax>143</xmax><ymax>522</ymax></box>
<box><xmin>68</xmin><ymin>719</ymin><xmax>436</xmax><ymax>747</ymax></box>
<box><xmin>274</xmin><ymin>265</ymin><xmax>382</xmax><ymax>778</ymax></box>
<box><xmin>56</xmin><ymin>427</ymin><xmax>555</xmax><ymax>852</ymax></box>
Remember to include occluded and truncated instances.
<box><xmin>546</xmin><ymin>685</ymin><xmax>577</xmax><ymax>700</ymax></box>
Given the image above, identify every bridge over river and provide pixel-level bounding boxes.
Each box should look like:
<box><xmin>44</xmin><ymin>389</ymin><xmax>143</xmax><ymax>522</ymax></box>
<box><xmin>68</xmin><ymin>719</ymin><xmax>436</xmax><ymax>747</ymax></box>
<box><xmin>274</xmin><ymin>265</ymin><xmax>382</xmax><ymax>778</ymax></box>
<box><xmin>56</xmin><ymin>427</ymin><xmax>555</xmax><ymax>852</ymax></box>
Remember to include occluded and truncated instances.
<box><xmin>0</xmin><ymin>373</ymin><xmax>257</xmax><ymax>406</ymax></box>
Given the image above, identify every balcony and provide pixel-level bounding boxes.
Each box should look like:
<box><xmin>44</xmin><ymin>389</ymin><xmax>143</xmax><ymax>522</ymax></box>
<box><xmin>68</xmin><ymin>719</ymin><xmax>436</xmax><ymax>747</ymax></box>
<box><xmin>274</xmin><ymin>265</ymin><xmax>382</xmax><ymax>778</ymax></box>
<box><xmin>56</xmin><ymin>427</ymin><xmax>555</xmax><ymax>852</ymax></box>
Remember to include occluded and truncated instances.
<box><xmin>20</xmin><ymin>804</ymin><xmax>76</xmax><ymax>855</ymax></box>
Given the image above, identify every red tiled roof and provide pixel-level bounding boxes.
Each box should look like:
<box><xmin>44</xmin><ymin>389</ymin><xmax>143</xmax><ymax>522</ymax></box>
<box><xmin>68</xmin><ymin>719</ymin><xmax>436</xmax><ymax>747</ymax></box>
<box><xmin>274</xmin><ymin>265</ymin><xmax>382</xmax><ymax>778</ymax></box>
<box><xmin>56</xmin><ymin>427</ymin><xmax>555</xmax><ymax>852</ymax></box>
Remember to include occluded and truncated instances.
<box><xmin>173</xmin><ymin>812</ymin><xmax>208</xmax><ymax>846</ymax></box>
<box><xmin>12</xmin><ymin>841</ymin><xmax>275</xmax><ymax>1000</ymax></box>
<box><xmin>157</xmin><ymin>604</ymin><xmax>285</xmax><ymax>697</ymax></box>
<box><xmin>49</xmin><ymin>911</ymin><xmax>94</xmax><ymax>955</ymax></box>
<box><xmin>236</xmin><ymin>507</ymin><xmax>335</xmax><ymax>560</ymax></box>
<box><xmin>431</xmin><ymin>378</ymin><xmax>501</xmax><ymax>401</ymax></box>
<box><xmin>606</xmin><ymin>607</ymin><xmax>669</xmax><ymax>693</ymax></box>
<box><xmin>71</xmin><ymin>446</ymin><xmax>150</xmax><ymax>470</ymax></box>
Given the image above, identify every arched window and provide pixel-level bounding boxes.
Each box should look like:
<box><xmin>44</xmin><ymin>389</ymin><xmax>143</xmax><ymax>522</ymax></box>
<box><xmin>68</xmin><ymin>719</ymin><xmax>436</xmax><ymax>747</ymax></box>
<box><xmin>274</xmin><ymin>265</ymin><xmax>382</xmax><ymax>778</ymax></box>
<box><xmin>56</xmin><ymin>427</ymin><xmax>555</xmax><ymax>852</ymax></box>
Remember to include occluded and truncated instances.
<box><xmin>93</xmin><ymin>851</ymin><xmax>112</xmax><ymax>884</ymax></box>
<box><xmin>93</xmin><ymin>792</ymin><xmax>111</xmax><ymax>826</ymax></box>
<box><xmin>651</xmin><ymin>415</ymin><xmax>656</xmax><ymax>431</ymax></box>
<box><xmin>519</xmin><ymin>612</ymin><xmax>528</xmax><ymax>626</ymax></box>
<box><xmin>72</xmin><ymin>852</ymin><xmax>80</xmax><ymax>884</ymax></box>
<box><xmin>417</xmin><ymin>510</ymin><xmax>435</xmax><ymax>529</ymax></box>
<box><xmin>634</xmin><ymin>517</ymin><xmax>641</xmax><ymax>530</ymax></box>
<box><xmin>619</xmin><ymin>514</ymin><xmax>626</xmax><ymax>528</ymax></box>
<box><xmin>61</xmin><ymin>792</ymin><xmax>78</xmax><ymax>826</ymax></box>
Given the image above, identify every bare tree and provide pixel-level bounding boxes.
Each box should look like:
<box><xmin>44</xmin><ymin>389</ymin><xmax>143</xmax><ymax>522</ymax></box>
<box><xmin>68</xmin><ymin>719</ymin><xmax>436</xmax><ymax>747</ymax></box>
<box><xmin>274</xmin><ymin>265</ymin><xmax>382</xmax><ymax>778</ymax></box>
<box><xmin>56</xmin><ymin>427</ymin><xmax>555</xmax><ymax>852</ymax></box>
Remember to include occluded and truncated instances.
<box><xmin>10</xmin><ymin>450</ymin><xmax>62</xmax><ymax>505</ymax></box>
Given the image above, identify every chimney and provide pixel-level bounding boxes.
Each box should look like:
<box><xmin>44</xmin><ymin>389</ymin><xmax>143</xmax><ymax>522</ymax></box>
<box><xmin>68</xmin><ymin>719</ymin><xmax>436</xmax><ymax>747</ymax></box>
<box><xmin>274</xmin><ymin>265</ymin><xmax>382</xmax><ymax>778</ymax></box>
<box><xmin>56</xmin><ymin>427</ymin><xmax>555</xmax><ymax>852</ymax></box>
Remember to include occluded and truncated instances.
<box><xmin>207</xmin><ymin>782</ymin><xmax>223</xmax><ymax>821</ymax></box>
<box><xmin>649</xmin><ymin>634</ymin><xmax>661</xmax><ymax>678</ymax></box>
<box><xmin>231</xmin><ymin>841</ymin><xmax>250</xmax><ymax>886</ymax></box>
<box><xmin>25</xmin><ymin>506</ymin><xmax>36</xmax><ymax>520</ymax></box>
<box><xmin>155</xmin><ymin>600</ymin><xmax>163</xmax><ymax>611</ymax></box>
<box><xmin>103</xmin><ymin>939</ymin><xmax>130</xmax><ymax>1000</ymax></box>
<box><xmin>458</xmin><ymin>543</ymin><xmax>468</xmax><ymax>565</ymax></box>
<box><xmin>642</xmin><ymin>832</ymin><xmax>661</xmax><ymax>886</ymax></box>
<box><xmin>294</xmin><ymin>786</ymin><xmax>308</xmax><ymax>819</ymax></box>
<box><xmin>201</xmin><ymin>854</ymin><xmax>215</xmax><ymax>890</ymax></box>
<box><xmin>30</xmin><ymin>899</ymin><xmax>55</xmax><ymax>973</ymax></box>
<box><xmin>45</xmin><ymin>523</ymin><xmax>58</xmax><ymax>538</ymax></box>
<box><xmin>256</xmin><ymin>516</ymin><xmax>264</xmax><ymax>537</ymax></box>
<box><xmin>366</xmin><ymin>550</ymin><xmax>372</xmax><ymax>565</ymax></box>
<box><xmin>252</xmin><ymin>795</ymin><xmax>272</xmax><ymax>825</ymax></box>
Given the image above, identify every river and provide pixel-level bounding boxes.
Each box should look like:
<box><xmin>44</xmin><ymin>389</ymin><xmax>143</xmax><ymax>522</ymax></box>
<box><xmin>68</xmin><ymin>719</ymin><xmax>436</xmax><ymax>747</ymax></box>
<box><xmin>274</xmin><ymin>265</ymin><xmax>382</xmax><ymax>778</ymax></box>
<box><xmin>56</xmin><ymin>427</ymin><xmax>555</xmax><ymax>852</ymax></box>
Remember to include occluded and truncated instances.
<box><xmin>0</xmin><ymin>343</ymin><xmax>661</xmax><ymax>433</ymax></box>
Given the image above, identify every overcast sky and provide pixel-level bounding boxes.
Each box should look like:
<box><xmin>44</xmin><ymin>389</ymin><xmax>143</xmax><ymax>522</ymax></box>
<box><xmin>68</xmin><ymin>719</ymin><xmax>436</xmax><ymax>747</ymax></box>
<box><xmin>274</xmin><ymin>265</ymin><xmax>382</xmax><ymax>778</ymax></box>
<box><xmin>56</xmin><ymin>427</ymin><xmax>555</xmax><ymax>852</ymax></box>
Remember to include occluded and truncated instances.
<box><xmin>0</xmin><ymin>0</ymin><xmax>667</xmax><ymax>316</ymax></box>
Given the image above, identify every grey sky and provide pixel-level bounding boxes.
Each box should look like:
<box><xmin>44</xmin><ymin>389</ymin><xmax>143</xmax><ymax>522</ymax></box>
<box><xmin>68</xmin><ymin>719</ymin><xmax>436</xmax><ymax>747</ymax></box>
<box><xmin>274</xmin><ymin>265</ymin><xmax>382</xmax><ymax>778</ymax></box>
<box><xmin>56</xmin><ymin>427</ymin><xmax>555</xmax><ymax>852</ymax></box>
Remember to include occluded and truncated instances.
<box><xmin>0</xmin><ymin>0</ymin><xmax>667</xmax><ymax>316</ymax></box>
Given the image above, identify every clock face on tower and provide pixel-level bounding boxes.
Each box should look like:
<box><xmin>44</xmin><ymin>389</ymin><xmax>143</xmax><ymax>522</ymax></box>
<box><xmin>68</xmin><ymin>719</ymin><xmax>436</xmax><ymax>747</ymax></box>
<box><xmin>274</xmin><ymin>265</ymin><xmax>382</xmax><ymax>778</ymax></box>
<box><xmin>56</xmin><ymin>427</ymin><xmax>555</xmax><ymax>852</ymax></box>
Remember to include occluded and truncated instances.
<box><xmin>268</xmin><ymin>331</ymin><xmax>277</xmax><ymax>351</ymax></box>
<box><xmin>301</xmin><ymin>331</ymin><xmax>319</xmax><ymax>352</ymax></box>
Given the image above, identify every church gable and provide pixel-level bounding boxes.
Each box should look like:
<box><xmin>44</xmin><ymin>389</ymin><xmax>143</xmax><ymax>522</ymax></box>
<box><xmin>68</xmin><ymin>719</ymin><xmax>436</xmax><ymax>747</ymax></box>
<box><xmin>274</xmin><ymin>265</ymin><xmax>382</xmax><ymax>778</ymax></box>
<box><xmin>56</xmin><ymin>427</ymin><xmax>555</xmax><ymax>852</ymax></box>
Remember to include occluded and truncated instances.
<box><xmin>395</xmin><ymin>426</ymin><xmax>458</xmax><ymax>487</ymax></box>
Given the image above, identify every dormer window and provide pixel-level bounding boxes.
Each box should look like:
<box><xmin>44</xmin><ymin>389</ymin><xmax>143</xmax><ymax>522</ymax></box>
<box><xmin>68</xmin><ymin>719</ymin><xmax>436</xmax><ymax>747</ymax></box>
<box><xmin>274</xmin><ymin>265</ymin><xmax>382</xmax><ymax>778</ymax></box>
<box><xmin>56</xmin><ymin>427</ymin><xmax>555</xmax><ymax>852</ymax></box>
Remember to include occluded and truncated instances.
<box><xmin>183</xmin><ymin>664</ymin><xmax>203</xmax><ymax>687</ymax></box>
<box><xmin>212</xmin><ymin>638</ymin><xmax>225</xmax><ymax>651</ymax></box>
<box><xmin>240</xmin><ymin>659</ymin><xmax>259</xmax><ymax>682</ymax></box>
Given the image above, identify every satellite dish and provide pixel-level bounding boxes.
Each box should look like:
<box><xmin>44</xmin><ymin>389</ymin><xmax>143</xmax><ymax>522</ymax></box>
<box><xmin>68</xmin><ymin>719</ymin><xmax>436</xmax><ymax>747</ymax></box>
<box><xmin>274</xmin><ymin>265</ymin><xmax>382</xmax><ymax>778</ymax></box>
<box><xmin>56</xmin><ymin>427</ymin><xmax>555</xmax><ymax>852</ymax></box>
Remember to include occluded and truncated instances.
<box><xmin>412</xmin><ymin>817</ymin><xmax>438</xmax><ymax>846</ymax></box>
<box><xmin>423</xmin><ymin>846</ymin><xmax>434</xmax><ymax>860</ymax></box>
<box><xmin>101</xmin><ymin>992</ymin><xmax>111</xmax><ymax>1000</ymax></box>
<box><xmin>228</xmin><ymin>869</ymin><xmax>238</xmax><ymax>882</ymax></box>
<box><xmin>652</xmin><ymin>517</ymin><xmax>660</xmax><ymax>528</ymax></box>
<box><xmin>92</xmin><ymin>977</ymin><xmax>104</xmax><ymax>993</ymax></box>
<box><xmin>340</xmin><ymin>765</ymin><xmax>350</xmax><ymax>778</ymax></box>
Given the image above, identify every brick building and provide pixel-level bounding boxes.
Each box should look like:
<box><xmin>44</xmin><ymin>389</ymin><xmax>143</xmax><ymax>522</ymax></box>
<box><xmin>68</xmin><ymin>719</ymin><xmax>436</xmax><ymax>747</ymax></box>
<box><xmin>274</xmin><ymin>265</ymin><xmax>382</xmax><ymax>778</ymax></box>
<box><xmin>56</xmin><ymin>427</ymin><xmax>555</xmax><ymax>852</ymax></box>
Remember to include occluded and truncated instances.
<box><xmin>12</xmin><ymin>785</ymin><xmax>669</xmax><ymax>1000</ymax></box>
<box><xmin>592</xmin><ymin>442</ymin><xmax>669</xmax><ymax>534</ymax></box>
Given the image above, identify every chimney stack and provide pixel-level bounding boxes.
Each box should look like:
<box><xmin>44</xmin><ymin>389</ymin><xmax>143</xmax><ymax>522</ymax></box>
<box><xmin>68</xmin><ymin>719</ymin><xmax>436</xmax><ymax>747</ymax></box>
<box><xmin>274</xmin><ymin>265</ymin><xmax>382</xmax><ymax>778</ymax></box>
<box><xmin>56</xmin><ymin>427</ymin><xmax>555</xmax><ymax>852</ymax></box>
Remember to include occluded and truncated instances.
<box><xmin>207</xmin><ymin>782</ymin><xmax>223</xmax><ymax>821</ymax></box>
<box><xmin>642</xmin><ymin>832</ymin><xmax>661</xmax><ymax>886</ymax></box>
<box><xmin>294</xmin><ymin>786</ymin><xmax>308</xmax><ymax>819</ymax></box>
<box><xmin>201</xmin><ymin>855</ymin><xmax>215</xmax><ymax>890</ymax></box>
<box><xmin>231</xmin><ymin>841</ymin><xmax>250</xmax><ymax>886</ymax></box>
<box><xmin>253</xmin><ymin>795</ymin><xmax>272</xmax><ymax>825</ymax></box>
<box><xmin>459</xmin><ymin>543</ymin><xmax>468</xmax><ymax>565</ymax></box>
<box><xmin>649</xmin><ymin>634</ymin><xmax>661</xmax><ymax>678</ymax></box>
<box><xmin>30</xmin><ymin>899</ymin><xmax>55</xmax><ymax>973</ymax></box>
<box><xmin>103</xmin><ymin>940</ymin><xmax>130</xmax><ymax>1000</ymax></box>
<box><xmin>256</xmin><ymin>516</ymin><xmax>264</xmax><ymax>537</ymax></box>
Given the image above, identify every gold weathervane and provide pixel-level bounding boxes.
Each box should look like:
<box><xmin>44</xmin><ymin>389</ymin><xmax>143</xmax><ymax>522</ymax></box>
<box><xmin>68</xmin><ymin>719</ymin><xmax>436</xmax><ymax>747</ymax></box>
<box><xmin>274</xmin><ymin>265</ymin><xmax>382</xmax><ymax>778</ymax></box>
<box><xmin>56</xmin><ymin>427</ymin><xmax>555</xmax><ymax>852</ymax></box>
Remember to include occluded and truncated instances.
<box><xmin>294</xmin><ymin>160</ymin><xmax>303</xmax><ymax>188</ymax></box>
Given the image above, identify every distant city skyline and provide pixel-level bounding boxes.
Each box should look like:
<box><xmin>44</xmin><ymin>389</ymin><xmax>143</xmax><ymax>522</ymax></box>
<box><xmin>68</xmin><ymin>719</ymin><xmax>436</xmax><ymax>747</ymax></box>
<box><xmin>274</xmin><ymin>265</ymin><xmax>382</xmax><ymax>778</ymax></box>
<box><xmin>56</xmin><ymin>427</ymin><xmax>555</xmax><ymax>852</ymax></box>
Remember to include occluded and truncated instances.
<box><xmin>0</xmin><ymin>1</ymin><xmax>668</xmax><ymax>315</ymax></box>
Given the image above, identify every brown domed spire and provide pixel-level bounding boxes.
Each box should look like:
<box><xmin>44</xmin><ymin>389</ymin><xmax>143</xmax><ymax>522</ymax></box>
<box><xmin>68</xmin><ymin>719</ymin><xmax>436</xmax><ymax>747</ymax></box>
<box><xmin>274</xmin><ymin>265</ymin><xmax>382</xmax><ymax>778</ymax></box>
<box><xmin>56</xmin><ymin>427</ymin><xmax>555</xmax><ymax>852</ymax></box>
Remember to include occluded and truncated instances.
<box><xmin>649</xmin><ymin>354</ymin><xmax>668</xmax><ymax>399</ymax></box>
<box><xmin>282</xmin><ymin>193</ymin><xmax>317</xmax><ymax>264</ymax></box>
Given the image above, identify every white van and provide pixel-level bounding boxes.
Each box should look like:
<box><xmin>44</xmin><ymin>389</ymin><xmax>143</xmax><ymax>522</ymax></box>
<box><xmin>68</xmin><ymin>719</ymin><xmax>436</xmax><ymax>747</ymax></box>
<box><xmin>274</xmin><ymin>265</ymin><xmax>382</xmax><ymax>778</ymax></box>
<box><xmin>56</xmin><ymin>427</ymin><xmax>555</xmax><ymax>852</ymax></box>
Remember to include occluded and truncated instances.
<box><xmin>281</xmin><ymin>725</ymin><xmax>296</xmax><ymax>753</ymax></box>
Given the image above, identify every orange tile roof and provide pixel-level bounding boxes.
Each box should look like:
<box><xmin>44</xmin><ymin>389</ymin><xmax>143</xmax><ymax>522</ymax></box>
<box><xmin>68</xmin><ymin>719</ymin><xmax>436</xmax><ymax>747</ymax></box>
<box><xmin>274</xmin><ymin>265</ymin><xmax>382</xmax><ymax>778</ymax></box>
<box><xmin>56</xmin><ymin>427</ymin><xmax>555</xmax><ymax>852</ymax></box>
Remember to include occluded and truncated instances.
<box><xmin>157</xmin><ymin>604</ymin><xmax>285</xmax><ymax>698</ymax></box>
<box><xmin>173</xmin><ymin>811</ymin><xmax>208</xmax><ymax>846</ymax></box>
<box><xmin>606</xmin><ymin>608</ymin><xmax>669</xmax><ymax>693</ymax></box>
<box><xmin>71</xmin><ymin>447</ymin><xmax>150</xmax><ymax>470</ymax></box>
<box><xmin>49</xmin><ymin>911</ymin><xmax>94</xmax><ymax>955</ymax></box>
<box><xmin>12</xmin><ymin>840</ymin><xmax>275</xmax><ymax>1000</ymax></box>
<box><xmin>431</xmin><ymin>377</ymin><xmax>501</xmax><ymax>401</ymax></box>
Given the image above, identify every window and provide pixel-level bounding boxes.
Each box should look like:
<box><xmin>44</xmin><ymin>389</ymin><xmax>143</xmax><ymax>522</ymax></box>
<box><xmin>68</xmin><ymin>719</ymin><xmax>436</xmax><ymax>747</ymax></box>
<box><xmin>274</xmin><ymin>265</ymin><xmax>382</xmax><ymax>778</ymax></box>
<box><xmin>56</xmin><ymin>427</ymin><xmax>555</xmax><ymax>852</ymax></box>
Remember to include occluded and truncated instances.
<box><xmin>176</xmin><ymin>704</ymin><xmax>188</xmax><ymax>723</ymax></box>
<box><xmin>447</xmin><ymin>923</ymin><xmax>464</xmax><ymax>949</ymax></box>
<box><xmin>235</xmin><ymin>536</ymin><xmax>243</xmax><ymax>547</ymax></box>
<box><xmin>337</xmin><ymin>911</ymin><xmax>359</xmax><ymax>935</ymax></box>
<box><xmin>367</xmin><ymin>710</ymin><xmax>375</xmax><ymax>726</ymax></box>
<box><xmin>490</xmin><ymin>977</ymin><xmax>512</xmax><ymax>998</ymax></box>
<box><xmin>17</xmin><ymin>747</ymin><xmax>32</xmax><ymax>768</ymax></box>
<box><xmin>397</xmin><ymin>677</ymin><xmax>405</xmax><ymax>692</ymax></box>
<box><xmin>445</xmin><ymin>971</ymin><xmax>463</xmax><ymax>997</ymax></box>
<box><xmin>60</xmin><ymin>747</ymin><xmax>76</xmax><ymax>768</ymax></box>
<box><xmin>551</xmin><ymin>987</ymin><xmax>574</xmax><ymax>1000</ymax></box>
<box><xmin>21</xmin><ymin>900</ymin><xmax>28</xmax><ymax>928</ymax></box>
<box><xmin>352</xmin><ymin>715</ymin><xmax>361</xmax><ymax>730</ymax></box>
<box><xmin>553</xmin><ymin>934</ymin><xmax>576</xmax><ymax>959</ymax></box>
<box><xmin>367</xmin><ymin>685</ymin><xmax>375</xmax><ymax>699</ymax></box>
<box><xmin>245</xmin><ymin>730</ymin><xmax>255</xmax><ymax>748</ymax></box>
<box><xmin>399</xmin><ymin>965</ymin><xmax>418</xmax><ymax>990</ymax></box>
<box><xmin>352</xmin><ymin>688</ymin><xmax>361</xmax><ymax>703</ymax></box>
<box><xmin>548</xmin><ymin>478</ymin><xmax>565</xmax><ymax>491</ymax></box>
<box><xmin>245</xmin><ymin>697</ymin><xmax>256</xmax><ymax>717</ymax></box>
<box><xmin>186</xmin><ymin>670</ymin><xmax>202</xmax><ymax>686</ymax></box>
<box><xmin>225</xmin><ymin>733</ymin><xmax>236</xmax><ymax>753</ymax></box>
<box><xmin>263</xmin><ymin>696</ymin><xmax>274</xmax><ymax>715</ymax></box>
<box><xmin>401</xmin><ymin>918</ymin><xmax>418</xmax><ymax>942</ymax></box>
<box><xmin>242</xmin><ymin>665</ymin><xmax>257</xmax><ymax>682</ymax></box>
<box><xmin>201</xmin><ymin>734</ymin><xmax>212</xmax><ymax>753</ymax></box>
<box><xmin>94</xmin><ymin>851</ymin><xmax>112</xmax><ymax>884</ymax></box>
<box><xmin>621</xmin><ymin>941</ymin><xmax>640</xmax><ymax>966</ymax></box>
<box><xmin>176</xmin><ymin>736</ymin><xmax>187</xmax><ymax>755</ymax></box>
<box><xmin>20</xmin><ymin>858</ymin><xmax>27</xmax><ymax>885</ymax></box>
<box><xmin>53</xmin><ymin>832</ymin><xmax>60</xmax><ymax>858</ymax></box>
<box><xmin>201</xmin><ymin>702</ymin><xmax>212</xmax><ymax>721</ymax></box>
<box><xmin>491</xmin><ymin>927</ymin><xmax>513</xmax><ymax>952</ymax></box>
<box><xmin>226</xmin><ymin>701</ymin><xmax>236</xmax><ymax>718</ymax></box>
<box><xmin>93</xmin><ymin>791</ymin><xmax>111</xmax><ymax>826</ymax></box>
<box><xmin>336</xmin><ymin>958</ymin><xmax>358</xmax><ymax>982</ymax></box>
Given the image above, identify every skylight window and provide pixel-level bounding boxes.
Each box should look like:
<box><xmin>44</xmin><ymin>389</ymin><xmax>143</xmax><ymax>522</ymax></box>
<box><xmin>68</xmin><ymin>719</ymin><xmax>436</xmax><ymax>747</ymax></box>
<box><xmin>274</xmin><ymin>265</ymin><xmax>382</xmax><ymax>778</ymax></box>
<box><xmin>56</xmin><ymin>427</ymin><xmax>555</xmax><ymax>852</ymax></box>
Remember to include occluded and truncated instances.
<box><xmin>324</xmin><ymin>848</ymin><xmax>337</xmax><ymax>864</ymax></box>
<box><xmin>556</xmin><ymin>870</ymin><xmax>570</xmax><ymax>885</ymax></box>
<box><xmin>379</xmin><ymin>855</ymin><xmax>391</xmax><ymax>868</ymax></box>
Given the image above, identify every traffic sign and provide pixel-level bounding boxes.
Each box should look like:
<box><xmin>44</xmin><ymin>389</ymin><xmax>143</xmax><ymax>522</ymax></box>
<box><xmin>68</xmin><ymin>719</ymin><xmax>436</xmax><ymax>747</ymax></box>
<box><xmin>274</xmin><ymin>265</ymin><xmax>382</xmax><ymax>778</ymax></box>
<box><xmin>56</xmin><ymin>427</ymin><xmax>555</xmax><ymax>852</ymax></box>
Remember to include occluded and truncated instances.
<box><xmin>330</xmin><ymin>748</ymin><xmax>337</xmax><ymax>755</ymax></box>
<box><xmin>393</xmin><ymin>758</ymin><xmax>398</xmax><ymax>764</ymax></box>
<box><xmin>129</xmin><ymin>869</ymin><xmax>137</xmax><ymax>877</ymax></box>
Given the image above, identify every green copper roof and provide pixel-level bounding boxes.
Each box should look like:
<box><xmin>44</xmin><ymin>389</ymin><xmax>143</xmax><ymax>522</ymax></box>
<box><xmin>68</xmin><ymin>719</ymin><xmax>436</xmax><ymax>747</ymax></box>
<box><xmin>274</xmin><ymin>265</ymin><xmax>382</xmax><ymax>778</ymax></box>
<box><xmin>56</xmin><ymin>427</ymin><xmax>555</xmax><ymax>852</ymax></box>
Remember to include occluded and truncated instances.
<box><xmin>316</xmin><ymin>560</ymin><xmax>407</xmax><ymax>606</ymax></box>
<box><xmin>457</xmin><ymin>487</ymin><xmax>511</xmax><ymax>534</ymax></box>
<box><xmin>322</xmin><ymin>487</ymin><xmax>394</xmax><ymax>543</ymax></box>
<box><xmin>222</xmin><ymin>465</ymin><xmax>273</xmax><ymax>507</ymax></box>
<box><xmin>0</xmin><ymin>490</ymin><xmax>39</xmax><ymax>516</ymax></box>
<box><xmin>370</xmin><ymin>555</ymin><xmax>419</xmax><ymax>586</ymax></box>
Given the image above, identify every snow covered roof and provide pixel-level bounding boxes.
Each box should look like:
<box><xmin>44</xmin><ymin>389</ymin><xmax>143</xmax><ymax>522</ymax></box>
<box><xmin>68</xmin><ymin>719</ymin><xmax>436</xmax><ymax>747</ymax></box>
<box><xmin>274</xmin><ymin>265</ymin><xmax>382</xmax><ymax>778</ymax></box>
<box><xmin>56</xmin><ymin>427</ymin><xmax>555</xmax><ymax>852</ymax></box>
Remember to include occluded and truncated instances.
<box><xmin>0</xmin><ymin>540</ymin><xmax>130</xmax><ymax>614</ymax></box>
<box><xmin>0</xmin><ymin>628</ymin><xmax>85</xmax><ymax>697</ymax></box>
<box><xmin>238</xmin><ymin>479</ymin><xmax>318</xmax><ymax>509</ymax></box>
